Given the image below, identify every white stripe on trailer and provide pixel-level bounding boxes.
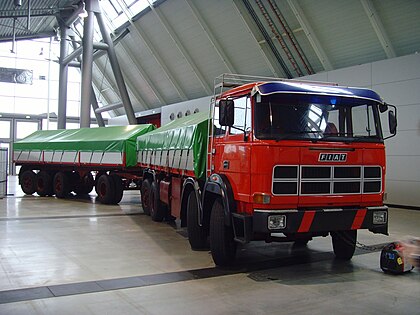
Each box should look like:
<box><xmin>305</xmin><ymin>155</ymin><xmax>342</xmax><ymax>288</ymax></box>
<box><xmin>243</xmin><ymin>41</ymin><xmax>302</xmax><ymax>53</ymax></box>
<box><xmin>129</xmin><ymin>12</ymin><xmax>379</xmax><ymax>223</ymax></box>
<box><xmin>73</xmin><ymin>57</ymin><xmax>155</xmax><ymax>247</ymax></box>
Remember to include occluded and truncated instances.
<box><xmin>52</xmin><ymin>151</ymin><xmax>63</xmax><ymax>163</ymax></box>
<box><xmin>168</xmin><ymin>150</ymin><xmax>175</xmax><ymax>168</ymax></box>
<box><xmin>186</xmin><ymin>149</ymin><xmax>194</xmax><ymax>171</ymax></box>
<box><xmin>28</xmin><ymin>150</ymin><xmax>42</xmax><ymax>162</ymax></box>
<box><xmin>17</xmin><ymin>150</ymin><xmax>30</xmax><ymax>161</ymax></box>
<box><xmin>61</xmin><ymin>151</ymin><xmax>77</xmax><ymax>163</ymax></box>
<box><xmin>161</xmin><ymin>150</ymin><xmax>168</xmax><ymax>167</ymax></box>
<box><xmin>101</xmin><ymin>152</ymin><xmax>123</xmax><ymax>165</ymax></box>
<box><xmin>80</xmin><ymin>151</ymin><xmax>93</xmax><ymax>164</ymax></box>
<box><xmin>43</xmin><ymin>151</ymin><xmax>54</xmax><ymax>162</ymax></box>
<box><xmin>13</xmin><ymin>150</ymin><xmax>21</xmax><ymax>162</ymax></box>
<box><xmin>91</xmin><ymin>151</ymin><xmax>103</xmax><ymax>164</ymax></box>
<box><xmin>173</xmin><ymin>150</ymin><xmax>181</xmax><ymax>169</ymax></box>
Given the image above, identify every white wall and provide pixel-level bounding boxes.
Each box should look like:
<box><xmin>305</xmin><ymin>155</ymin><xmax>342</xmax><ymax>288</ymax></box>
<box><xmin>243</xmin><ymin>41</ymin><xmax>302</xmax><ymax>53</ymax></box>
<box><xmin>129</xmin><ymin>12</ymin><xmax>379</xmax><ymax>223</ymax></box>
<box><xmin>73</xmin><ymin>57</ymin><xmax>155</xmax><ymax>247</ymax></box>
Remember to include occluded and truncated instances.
<box><xmin>302</xmin><ymin>53</ymin><xmax>420</xmax><ymax>207</ymax></box>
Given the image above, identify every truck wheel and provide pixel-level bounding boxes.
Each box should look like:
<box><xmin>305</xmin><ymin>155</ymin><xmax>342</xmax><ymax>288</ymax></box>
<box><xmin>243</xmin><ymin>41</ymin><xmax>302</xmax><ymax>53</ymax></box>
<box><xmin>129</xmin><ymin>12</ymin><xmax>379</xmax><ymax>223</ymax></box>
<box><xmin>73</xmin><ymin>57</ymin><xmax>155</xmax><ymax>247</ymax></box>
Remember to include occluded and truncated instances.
<box><xmin>21</xmin><ymin>170</ymin><xmax>36</xmax><ymax>195</ymax></box>
<box><xmin>53</xmin><ymin>172</ymin><xmax>71</xmax><ymax>198</ymax></box>
<box><xmin>210</xmin><ymin>198</ymin><xmax>236</xmax><ymax>266</ymax></box>
<box><xmin>111</xmin><ymin>174</ymin><xmax>124</xmax><ymax>204</ymax></box>
<box><xmin>36</xmin><ymin>171</ymin><xmax>53</xmax><ymax>196</ymax></box>
<box><xmin>331</xmin><ymin>230</ymin><xmax>357</xmax><ymax>260</ymax></box>
<box><xmin>187</xmin><ymin>190</ymin><xmax>208</xmax><ymax>250</ymax></box>
<box><xmin>150</xmin><ymin>181</ymin><xmax>166</xmax><ymax>222</ymax></box>
<box><xmin>141</xmin><ymin>179</ymin><xmax>152</xmax><ymax>215</ymax></box>
<box><xmin>96</xmin><ymin>174</ymin><xmax>115</xmax><ymax>204</ymax></box>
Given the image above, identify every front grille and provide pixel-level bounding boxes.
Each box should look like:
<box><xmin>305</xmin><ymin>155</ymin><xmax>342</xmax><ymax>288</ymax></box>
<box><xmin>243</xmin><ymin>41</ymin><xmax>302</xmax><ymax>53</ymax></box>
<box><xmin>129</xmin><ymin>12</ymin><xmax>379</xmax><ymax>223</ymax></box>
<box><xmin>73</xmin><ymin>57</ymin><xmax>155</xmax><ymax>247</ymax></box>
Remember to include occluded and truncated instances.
<box><xmin>272</xmin><ymin>165</ymin><xmax>381</xmax><ymax>195</ymax></box>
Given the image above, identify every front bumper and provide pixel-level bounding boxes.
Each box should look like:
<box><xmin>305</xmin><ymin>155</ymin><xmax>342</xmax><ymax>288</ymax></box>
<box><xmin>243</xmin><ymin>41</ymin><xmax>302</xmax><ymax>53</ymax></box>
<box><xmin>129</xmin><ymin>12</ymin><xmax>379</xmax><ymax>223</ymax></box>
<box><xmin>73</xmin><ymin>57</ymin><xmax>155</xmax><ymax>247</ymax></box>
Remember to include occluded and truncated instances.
<box><xmin>252</xmin><ymin>206</ymin><xmax>388</xmax><ymax>235</ymax></box>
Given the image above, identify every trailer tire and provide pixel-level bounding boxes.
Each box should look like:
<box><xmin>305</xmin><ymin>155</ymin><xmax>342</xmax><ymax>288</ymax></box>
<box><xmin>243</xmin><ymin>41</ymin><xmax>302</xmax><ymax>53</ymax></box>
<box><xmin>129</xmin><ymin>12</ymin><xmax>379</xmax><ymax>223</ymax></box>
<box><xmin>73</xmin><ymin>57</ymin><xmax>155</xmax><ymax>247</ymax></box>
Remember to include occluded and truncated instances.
<box><xmin>21</xmin><ymin>170</ymin><xmax>36</xmax><ymax>195</ymax></box>
<box><xmin>187</xmin><ymin>191</ymin><xmax>208</xmax><ymax>250</ymax></box>
<box><xmin>36</xmin><ymin>171</ymin><xmax>53</xmax><ymax>196</ymax></box>
<box><xmin>74</xmin><ymin>173</ymin><xmax>94</xmax><ymax>195</ymax></box>
<box><xmin>111</xmin><ymin>174</ymin><xmax>124</xmax><ymax>204</ymax></box>
<box><xmin>210</xmin><ymin>198</ymin><xmax>236</xmax><ymax>266</ymax></box>
<box><xmin>331</xmin><ymin>230</ymin><xmax>357</xmax><ymax>260</ymax></box>
<box><xmin>94</xmin><ymin>172</ymin><xmax>106</xmax><ymax>195</ymax></box>
<box><xmin>96</xmin><ymin>174</ymin><xmax>115</xmax><ymax>205</ymax></box>
<box><xmin>150</xmin><ymin>181</ymin><xmax>166</xmax><ymax>222</ymax></box>
<box><xmin>141</xmin><ymin>179</ymin><xmax>152</xmax><ymax>215</ymax></box>
<box><xmin>53</xmin><ymin>172</ymin><xmax>71</xmax><ymax>198</ymax></box>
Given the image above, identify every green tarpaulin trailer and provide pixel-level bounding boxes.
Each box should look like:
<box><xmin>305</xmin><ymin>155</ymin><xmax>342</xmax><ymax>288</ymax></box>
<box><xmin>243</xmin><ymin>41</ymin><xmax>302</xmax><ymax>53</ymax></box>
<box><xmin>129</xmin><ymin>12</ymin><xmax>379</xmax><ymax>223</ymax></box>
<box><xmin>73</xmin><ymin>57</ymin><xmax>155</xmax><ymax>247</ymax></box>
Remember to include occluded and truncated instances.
<box><xmin>136</xmin><ymin>111</ymin><xmax>209</xmax><ymax>180</ymax></box>
<box><xmin>14</xmin><ymin>125</ymin><xmax>155</xmax><ymax>168</ymax></box>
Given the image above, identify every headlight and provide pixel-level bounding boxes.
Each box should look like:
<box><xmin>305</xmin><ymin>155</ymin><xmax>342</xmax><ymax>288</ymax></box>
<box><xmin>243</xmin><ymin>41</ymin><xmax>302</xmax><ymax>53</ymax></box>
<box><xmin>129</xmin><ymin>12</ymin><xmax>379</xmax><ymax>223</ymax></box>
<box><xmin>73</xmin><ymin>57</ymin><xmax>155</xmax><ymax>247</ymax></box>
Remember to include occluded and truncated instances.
<box><xmin>373</xmin><ymin>211</ymin><xmax>387</xmax><ymax>224</ymax></box>
<box><xmin>268</xmin><ymin>215</ymin><xmax>286</xmax><ymax>230</ymax></box>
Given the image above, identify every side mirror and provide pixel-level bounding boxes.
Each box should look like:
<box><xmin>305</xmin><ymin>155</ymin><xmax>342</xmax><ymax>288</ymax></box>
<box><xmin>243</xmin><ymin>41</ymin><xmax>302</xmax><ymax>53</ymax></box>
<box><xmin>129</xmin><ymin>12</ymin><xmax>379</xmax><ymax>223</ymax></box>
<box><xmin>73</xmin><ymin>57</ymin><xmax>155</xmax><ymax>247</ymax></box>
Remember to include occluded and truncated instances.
<box><xmin>388</xmin><ymin>110</ymin><xmax>397</xmax><ymax>135</ymax></box>
<box><xmin>379</xmin><ymin>102</ymin><xmax>388</xmax><ymax>113</ymax></box>
<box><xmin>219</xmin><ymin>99</ymin><xmax>234</xmax><ymax>126</ymax></box>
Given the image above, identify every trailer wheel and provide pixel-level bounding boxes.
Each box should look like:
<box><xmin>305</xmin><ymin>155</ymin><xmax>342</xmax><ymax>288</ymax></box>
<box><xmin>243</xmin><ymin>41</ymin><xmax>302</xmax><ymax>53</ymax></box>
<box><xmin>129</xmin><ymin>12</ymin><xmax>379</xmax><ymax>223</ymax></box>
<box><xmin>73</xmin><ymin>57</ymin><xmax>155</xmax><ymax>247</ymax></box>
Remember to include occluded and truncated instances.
<box><xmin>74</xmin><ymin>173</ymin><xmax>94</xmax><ymax>195</ymax></box>
<box><xmin>187</xmin><ymin>191</ymin><xmax>208</xmax><ymax>250</ymax></box>
<box><xmin>20</xmin><ymin>170</ymin><xmax>36</xmax><ymax>195</ymax></box>
<box><xmin>141</xmin><ymin>179</ymin><xmax>152</xmax><ymax>215</ymax></box>
<box><xmin>96</xmin><ymin>174</ymin><xmax>115</xmax><ymax>205</ymax></box>
<box><xmin>94</xmin><ymin>171</ymin><xmax>106</xmax><ymax>194</ymax></box>
<box><xmin>150</xmin><ymin>181</ymin><xmax>166</xmax><ymax>222</ymax></box>
<box><xmin>331</xmin><ymin>230</ymin><xmax>357</xmax><ymax>260</ymax></box>
<box><xmin>210</xmin><ymin>198</ymin><xmax>236</xmax><ymax>266</ymax></box>
<box><xmin>53</xmin><ymin>172</ymin><xmax>71</xmax><ymax>198</ymax></box>
<box><xmin>36</xmin><ymin>171</ymin><xmax>53</xmax><ymax>196</ymax></box>
<box><xmin>111</xmin><ymin>174</ymin><xmax>124</xmax><ymax>204</ymax></box>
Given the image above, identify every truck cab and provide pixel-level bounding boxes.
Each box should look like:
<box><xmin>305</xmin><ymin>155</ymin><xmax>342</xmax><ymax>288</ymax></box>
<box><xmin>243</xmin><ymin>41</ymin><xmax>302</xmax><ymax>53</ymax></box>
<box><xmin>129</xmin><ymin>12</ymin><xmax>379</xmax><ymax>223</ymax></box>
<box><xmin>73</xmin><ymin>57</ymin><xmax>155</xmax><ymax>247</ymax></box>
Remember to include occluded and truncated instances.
<box><xmin>204</xmin><ymin>75</ymin><xmax>397</xmax><ymax>265</ymax></box>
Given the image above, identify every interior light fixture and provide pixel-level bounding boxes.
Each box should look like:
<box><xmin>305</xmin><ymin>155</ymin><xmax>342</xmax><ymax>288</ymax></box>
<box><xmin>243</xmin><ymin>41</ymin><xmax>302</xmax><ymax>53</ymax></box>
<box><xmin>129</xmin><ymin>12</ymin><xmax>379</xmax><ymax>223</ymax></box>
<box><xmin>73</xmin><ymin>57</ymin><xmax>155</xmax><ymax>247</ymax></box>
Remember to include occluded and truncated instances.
<box><xmin>78</xmin><ymin>2</ymin><xmax>88</xmax><ymax>18</ymax></box>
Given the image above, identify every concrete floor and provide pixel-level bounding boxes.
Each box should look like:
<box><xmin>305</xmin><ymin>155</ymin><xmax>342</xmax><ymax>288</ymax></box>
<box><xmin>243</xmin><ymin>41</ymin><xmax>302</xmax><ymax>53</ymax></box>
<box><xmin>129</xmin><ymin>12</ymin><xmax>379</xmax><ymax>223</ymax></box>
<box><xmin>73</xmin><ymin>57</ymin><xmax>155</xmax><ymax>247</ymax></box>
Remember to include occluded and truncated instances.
<box><xmin>0</xmin><ymin>176</ymin><xmax>419</xmax><ymax>314</ymax></box>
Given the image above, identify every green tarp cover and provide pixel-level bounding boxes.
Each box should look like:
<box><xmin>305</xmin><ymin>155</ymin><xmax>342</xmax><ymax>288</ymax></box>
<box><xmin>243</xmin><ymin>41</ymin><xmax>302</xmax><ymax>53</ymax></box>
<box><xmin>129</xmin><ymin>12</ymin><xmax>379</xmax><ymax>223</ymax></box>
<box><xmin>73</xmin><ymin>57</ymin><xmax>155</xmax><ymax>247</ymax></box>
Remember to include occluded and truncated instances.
<box><xmin>14</xmin><ymin>125</ymin><xmax>155</xmax><ymax>167</ymax></box>
<box><xmin>137</xmin><ymin>112</ymin><xmax>209</xmax><ymax>179</ymax></box>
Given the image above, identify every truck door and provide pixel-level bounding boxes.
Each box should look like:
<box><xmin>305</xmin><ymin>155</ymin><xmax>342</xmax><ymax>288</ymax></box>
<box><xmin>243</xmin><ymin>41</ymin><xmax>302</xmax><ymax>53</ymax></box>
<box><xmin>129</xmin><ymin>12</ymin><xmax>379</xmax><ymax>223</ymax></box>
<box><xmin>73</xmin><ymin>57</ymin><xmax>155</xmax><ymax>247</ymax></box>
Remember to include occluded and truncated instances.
<box><xmin>213</xmin><ymin>96</ymin><xmax>252</xmax><ymax>203</ymax></box>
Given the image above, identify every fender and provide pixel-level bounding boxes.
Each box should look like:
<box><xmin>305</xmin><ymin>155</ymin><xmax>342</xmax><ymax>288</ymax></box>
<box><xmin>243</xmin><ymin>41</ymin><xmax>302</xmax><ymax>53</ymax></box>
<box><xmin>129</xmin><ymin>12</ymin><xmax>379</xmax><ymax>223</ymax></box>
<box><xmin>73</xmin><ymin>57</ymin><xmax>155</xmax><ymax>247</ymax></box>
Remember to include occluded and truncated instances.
<box><xmin>181</xmin><ymin>177</ymin><xmax>203</xmax><ymax>225</ymax></box>
<box><xmin>203</xmin><ymin>173</ymin><xmax>235</xmax><ymax>226</ymax></box>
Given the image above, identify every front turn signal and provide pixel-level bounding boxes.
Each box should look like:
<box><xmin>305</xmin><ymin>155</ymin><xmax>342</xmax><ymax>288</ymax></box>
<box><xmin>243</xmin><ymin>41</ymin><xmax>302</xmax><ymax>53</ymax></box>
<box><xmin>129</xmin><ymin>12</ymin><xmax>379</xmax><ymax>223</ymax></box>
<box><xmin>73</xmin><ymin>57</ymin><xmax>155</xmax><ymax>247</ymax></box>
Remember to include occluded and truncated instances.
<box><xmin>253</xmin><ymin>193</ymin><xmax>271</xmax><ymax>204</ymax></box>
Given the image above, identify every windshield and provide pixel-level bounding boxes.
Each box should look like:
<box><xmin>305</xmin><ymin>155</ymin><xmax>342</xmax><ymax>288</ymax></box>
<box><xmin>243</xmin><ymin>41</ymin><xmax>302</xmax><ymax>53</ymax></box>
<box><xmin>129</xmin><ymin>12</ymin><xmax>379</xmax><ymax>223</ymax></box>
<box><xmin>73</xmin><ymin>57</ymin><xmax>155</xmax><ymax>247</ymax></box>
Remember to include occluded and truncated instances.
<box><xmin>254</xmin><ymin>94</ymin><xmax>383</xmax><ymax>142</ymax></box>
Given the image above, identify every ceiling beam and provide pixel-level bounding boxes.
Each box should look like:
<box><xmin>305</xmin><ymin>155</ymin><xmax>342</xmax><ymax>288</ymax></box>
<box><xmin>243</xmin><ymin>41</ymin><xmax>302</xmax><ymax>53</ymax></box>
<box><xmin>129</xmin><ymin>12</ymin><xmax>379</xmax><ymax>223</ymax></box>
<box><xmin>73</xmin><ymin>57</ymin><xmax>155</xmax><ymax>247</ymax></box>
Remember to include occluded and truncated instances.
<box><xmin>184</xmin><ymin>0</ymin><xmax>236</xmax><ymax>74</ymax></box>
<box><xmin>94</xmin><ymin>58</ymin><xmax>149</xmax><ymax>112</ymax></box>
<box><xmin>129</xmin><ymin>21</ymin><xmax>188</xmax><ymax>101</ymax></box>
<box><xmin>147</xmin><ymin>2</ymin><xmax>212</xmax><ymax>95</ymax></box>
<box><xmin>286</xmin><ymin>0</ymin><xmax>333</xmax><ymax>71</ymax></box>
<box><xmin>360</xmin><ymin>0</ymin><xmax>396</xmax><ymax>59</ymax></box>
<box><xmin>232</xmin><ymin>0</ymin><xmax>284</xmax><ymax>78</ymax></box>
<box><xmin>118</xmin><ymin>41</ymin><xmax>167</xmax><ymax>105</ymax></box>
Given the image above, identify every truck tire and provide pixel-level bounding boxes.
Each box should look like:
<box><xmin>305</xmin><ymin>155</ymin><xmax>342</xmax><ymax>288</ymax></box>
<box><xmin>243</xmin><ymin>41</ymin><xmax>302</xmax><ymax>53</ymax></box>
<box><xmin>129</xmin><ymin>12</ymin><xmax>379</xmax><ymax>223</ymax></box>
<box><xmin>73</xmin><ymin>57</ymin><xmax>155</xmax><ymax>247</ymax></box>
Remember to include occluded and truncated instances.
<box><xmin>187</xmin><ymin>190</ymin><xmax>208</xmax><ymax>250</ymax></box>
<box><xmin>96</xmin><ymin>174</ymin><xmax>115</xmax><ymax>204</ymax></box>
<box><xmin>53</xmin><ymin>172</ymin><xmax>71</xmax><ymax>198</ymax></box>
<box><xmin>36</xmin><ymin>171</ymin><xmax>53</xmax><ymax>196</ymax></box>
<box><xmin>74</xmin><ymin>173</ymin><xmax>94</xmax><ymax>195</ymax></box>
<box><xmin>210</xmin><ymin>198</ymin><xmax>236</xmax><ymax>266</ymax></box>
<box><xmin>331</xmin><ymin>230</ymin><xmax>357</xmax><ymax>260</ymax></box>
<box><xmin>150</xmin><ymin>181</ymin><xmax>166</xmax><ymax>222</ymax></box>
<box><xmin>20</xmin><ymin>170</ymin><xmax>36</xmax><ymax>195</ymax></box>
<box><xmin>111</xmin><ymin>174</ymin><xmax>124</xmax><ymax>204</ymax></box>
<box><xmin>141</xmin><ymin>179</ymin><xmax>152</xmax><ymax>215</ymax></box>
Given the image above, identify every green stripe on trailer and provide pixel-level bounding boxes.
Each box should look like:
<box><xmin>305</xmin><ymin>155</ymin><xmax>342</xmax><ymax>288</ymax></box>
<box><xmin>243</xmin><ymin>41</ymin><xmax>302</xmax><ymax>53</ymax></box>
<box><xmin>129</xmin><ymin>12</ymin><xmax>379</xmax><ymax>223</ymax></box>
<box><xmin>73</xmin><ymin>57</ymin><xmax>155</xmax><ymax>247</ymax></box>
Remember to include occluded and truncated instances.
<box><xmin>136</xmin><ymin>112</ymin><xmax>209</xmax><ymax>179</ymax></box>
<box><xmin>14</xmin><ymin>125</ymin><xmax>155</xmax><ymax>167</ymax></box>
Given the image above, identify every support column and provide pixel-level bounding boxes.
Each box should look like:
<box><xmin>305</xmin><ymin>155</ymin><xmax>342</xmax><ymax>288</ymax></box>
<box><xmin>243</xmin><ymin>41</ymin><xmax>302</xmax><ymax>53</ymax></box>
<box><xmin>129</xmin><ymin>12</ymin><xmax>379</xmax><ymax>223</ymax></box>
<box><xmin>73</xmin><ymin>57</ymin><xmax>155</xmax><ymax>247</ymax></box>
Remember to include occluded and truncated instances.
<box><xmin>58</xmin><ymin>22</ymin><xmax>69</xmax><ymax>129</ymax></box>
<box><xmin>90</xmin><ymin>86</ymin><xmax>105</xmax><ymax>127</ymax></box>
<box><xmin>80</xmin><ymin>5</ymin><xmax>94</xmax><ymax>128</ymax></box>
<box><xmin>95</xmin><ymin>11</ymin><xmax>137</xmax><ymax>125</ymax></box>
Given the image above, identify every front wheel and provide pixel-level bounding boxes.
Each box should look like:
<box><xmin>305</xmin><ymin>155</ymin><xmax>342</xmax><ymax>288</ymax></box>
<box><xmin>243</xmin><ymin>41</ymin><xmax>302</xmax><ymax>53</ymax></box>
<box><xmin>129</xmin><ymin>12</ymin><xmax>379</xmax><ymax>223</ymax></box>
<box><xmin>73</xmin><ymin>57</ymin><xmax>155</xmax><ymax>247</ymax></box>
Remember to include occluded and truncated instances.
<box><xmin>20</xmin><ymin>170</ymin><xmax>36</xmax><ymax>195</ymax></box>
<box><xmin>331</xmin><ymin>230</ymin><xmax>357</xmax><ymax>260</ymax></box>
<box><xmin>210</xmin><ymin>198</ymin><xmax>236</xmax><ymax>266</ymax></box>
<box><xmin>187</xmin><ymin>190</ymin><xmax>208</xmax><ymax>250</ymax></box>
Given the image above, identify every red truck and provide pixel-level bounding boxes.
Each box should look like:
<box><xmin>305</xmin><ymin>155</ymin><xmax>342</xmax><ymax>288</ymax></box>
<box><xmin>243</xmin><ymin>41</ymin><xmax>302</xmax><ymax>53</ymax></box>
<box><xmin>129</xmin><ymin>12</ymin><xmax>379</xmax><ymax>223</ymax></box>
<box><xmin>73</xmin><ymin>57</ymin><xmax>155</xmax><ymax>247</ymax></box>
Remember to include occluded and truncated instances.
<box><xmin>138</xmin><ymin>74</ymin><xmax>397</xmax><ymax>266</ymax></box>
